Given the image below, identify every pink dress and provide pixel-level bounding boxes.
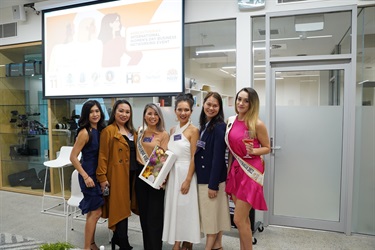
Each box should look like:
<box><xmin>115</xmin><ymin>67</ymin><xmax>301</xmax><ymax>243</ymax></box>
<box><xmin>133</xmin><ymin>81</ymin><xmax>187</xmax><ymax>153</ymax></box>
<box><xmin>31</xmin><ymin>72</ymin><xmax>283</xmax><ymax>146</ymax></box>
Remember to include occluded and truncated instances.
<box><xmin>225</xmin><ymin>118</ymin><xmax>267</xmax><ymax>210</ymax></box>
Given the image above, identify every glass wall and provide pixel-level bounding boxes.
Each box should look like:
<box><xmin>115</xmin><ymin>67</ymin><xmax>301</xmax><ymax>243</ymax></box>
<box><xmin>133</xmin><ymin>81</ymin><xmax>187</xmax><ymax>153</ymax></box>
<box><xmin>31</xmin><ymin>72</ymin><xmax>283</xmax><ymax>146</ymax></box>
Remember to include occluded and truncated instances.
<box><xmin>184</xmin><ymin>19</ymin><xmax>236</xmax><ymax>121</ymax></box>
<box><xmin>252</xmin><ymin>5</ymin><xmax>375</xmax><ymax>235</ymax></box>
<box><xmin>353</xmin><ymin>6</ymin><xmax>375</xmax><ymax>236</ymax></box>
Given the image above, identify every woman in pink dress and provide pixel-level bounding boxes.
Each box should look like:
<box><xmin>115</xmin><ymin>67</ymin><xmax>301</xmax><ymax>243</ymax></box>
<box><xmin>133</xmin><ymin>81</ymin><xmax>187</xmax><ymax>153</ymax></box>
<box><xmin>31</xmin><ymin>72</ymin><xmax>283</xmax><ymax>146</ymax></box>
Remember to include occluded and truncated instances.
<box><xmin>225</xmin><ymin>87</ymin><xmax>270</xmax><ymax>250</ymax></box>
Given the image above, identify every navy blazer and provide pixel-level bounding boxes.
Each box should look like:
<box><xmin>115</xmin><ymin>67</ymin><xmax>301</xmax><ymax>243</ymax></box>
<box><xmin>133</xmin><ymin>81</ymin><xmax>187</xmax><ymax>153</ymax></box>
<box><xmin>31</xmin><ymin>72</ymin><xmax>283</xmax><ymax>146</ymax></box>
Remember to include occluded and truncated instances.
<box><xmin>194</xmin><ymin>122</ymin><xmax>227</xmax><ymax>190</ymax></box>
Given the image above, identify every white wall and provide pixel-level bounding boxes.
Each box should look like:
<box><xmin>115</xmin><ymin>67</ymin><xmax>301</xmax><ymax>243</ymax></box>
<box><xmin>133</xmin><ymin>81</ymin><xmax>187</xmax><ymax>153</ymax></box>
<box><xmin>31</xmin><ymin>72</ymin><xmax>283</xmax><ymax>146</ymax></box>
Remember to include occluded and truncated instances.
<box><xmin>0</xmin><ymin>0</ymin><xmax>42</xmax><ymax>43</ymax></box>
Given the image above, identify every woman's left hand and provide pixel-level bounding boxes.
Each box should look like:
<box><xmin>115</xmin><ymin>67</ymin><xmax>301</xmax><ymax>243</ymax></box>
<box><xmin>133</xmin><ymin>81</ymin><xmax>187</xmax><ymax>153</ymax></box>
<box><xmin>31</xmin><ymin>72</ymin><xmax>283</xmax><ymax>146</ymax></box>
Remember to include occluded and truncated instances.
<box><xmin>159</xmin><ymin>179</ymin><xmax>167</xmax><ymax>190</ymax></box>
<box><xmin>84</xmin><ymin>176</ymin><xmax>95</xmax><ymax>188</ymax></box>
<box><xmin>208</xmin><ymin>189</ymin><xmax>218</xmax><ymax>199</ymax></box>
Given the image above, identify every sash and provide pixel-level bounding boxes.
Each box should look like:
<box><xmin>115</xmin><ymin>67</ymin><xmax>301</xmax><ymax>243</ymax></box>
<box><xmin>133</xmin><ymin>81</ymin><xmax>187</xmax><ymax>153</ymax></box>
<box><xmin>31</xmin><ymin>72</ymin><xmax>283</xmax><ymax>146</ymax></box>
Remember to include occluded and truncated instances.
<box><xmin>137</xmin><ymin>127</ymin><xmax>149</xmax><ymax>165</ymax></box>
<box><xmin>225</xmin><ymin>116</ymin><xmax>264</xmax><ymax>186</ymax></box>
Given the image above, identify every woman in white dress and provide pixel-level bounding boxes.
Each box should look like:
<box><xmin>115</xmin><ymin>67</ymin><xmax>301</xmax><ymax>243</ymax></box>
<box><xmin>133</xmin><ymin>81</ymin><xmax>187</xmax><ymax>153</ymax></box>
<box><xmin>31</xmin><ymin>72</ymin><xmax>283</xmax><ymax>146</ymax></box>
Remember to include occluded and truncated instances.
<box><xmin>162</xmin><ymin>93</ymin><xmax>202</xmax><ymax>250</ymax></box>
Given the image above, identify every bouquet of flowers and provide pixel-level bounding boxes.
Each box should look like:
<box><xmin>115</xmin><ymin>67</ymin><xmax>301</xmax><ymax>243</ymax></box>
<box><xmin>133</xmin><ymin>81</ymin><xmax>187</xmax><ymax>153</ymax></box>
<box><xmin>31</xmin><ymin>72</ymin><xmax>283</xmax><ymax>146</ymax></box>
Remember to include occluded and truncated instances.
<box><xmin>139</xmin><ymin>145</ymin><xmax>177</xmax><ymax>189</ymax></box>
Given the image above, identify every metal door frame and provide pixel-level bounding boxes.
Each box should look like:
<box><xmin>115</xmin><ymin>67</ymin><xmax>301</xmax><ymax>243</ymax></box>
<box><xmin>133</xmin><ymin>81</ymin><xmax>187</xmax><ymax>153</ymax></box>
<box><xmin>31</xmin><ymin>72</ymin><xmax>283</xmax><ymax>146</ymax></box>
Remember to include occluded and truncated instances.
<box><xmin>263</xmin><ymin>5</ymin><xmax>357</xmax><ymax>235</ymax></box>
<box><xmin>267</xmin><ymin>62</ymin><xmax>350</xmax><ymax>233</ymax></box>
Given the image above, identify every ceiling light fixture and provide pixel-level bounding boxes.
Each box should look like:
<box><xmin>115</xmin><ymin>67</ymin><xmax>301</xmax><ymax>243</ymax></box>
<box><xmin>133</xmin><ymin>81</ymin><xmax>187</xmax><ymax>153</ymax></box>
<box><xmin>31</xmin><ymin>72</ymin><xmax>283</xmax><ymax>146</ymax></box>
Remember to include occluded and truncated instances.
<box><xmin>282</xmin><ymin>74</ymin><xmax>320</xmax><ymax>78</ymax></box>
<box><xmin>253</xmin><ymin>47</ymin><xmax>266</xmax><ymax>51</ymax></box>
<box><xmin>196</xmin><ymin>48</ymin><xmax>236</xmax><ymax>55</ymax></box>
<box><xmin>219</xmin><ymin>69</ymin><xmax>236</xmax><ymax>78</ymax></box>
<box><xmin>254</xmin><ymin>77</ymin><xmax>284</xmax><ymax>80</ymax></box>
<box><xmin>221</xmin><ymin>65</ymin><xmax>236</xmax><ymax>69</ymax></box>
<box><xmin>295</xmin><ymin>14</ymin><xmax>324</xmax><ymax>32</ymax></box>
<box><xmin>219</xmin><ymin>69</ymin><xmax>231</xmax><ymax>74</ymax></box>
<box><xmin>253</xmin><ymin>35</ymin><xmax>332</xmax><ymax>43</ymax></box>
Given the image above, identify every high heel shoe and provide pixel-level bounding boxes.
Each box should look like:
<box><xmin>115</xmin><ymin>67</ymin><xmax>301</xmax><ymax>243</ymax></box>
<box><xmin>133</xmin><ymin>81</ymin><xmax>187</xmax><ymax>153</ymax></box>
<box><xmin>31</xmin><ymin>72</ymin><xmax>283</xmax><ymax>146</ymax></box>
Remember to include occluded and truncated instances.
<box><xmin>91</xmin><ymin>242</ymin><xmax>99</xmax><ymax>250</ymax></box>
<box><xmin>111</xmin><ymin>234</ymin><xmax>118</xmax><ymax>250</ymax></box>
<box><xmin>181</xmin><ymin>241</ymin><xmax>193</xmax><ymax>250</ymax></box>
<box><xmin>111</xmin><ymin>233</ymin><xmax>133</xmax><ymax>250</ymax></box>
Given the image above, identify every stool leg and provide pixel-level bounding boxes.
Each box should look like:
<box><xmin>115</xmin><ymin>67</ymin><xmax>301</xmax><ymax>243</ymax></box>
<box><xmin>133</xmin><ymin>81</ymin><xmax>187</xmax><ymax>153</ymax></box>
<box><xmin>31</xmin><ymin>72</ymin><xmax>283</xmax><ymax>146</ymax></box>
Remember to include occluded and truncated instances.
<box><xmin>66</xmin><ymin>204</ymin><xmax>69</xmax><ymax>242</ymax></box>
<box><xmin>57</xmin><ymin>168</ymin><xmax>67</xmax><ymax>215</ymax></box>
<box><xmin>42</xmin><ymin>167</ymin><xmax>66</xmax><ymax>216</ymax></box>
<box><xmin>41</xmin><ymin>167</ymin><xmax>49</xmax><ymax>212</ymax></box>
<box><xmin>60</xmin><ymin>168</ymin><xmax>66</xmax><ymax>215</ymax></box>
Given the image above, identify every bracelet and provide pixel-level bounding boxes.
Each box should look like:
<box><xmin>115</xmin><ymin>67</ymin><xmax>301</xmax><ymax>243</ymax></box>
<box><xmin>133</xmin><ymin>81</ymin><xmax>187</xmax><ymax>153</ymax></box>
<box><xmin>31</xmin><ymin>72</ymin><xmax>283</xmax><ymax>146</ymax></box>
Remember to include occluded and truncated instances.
<box><xmin>84</xmin><ymin>176</ymin><xmax>89</xmax><ymax>180</ymax></box>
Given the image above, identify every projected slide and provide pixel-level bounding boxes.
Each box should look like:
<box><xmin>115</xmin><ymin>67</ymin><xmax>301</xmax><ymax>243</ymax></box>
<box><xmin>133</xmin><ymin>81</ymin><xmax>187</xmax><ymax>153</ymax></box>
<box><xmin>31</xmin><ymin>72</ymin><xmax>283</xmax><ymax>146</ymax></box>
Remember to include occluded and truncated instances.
<box><xmin>43</xmin><ymin>0</ymin><xmax>183</xmax><ymax>98</ymax></box>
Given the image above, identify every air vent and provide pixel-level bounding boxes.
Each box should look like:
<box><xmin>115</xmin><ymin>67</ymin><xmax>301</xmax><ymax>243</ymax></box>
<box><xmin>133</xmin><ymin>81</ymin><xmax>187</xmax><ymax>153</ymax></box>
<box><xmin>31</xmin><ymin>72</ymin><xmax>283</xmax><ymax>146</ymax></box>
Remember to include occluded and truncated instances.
<box><xmin>258</xmin><ymin>29</ymin><xmax>279</xmax><ymax>36</ymax></box>
<box><xmin>0</xmin><ymin>22</ymin><xmax>17</xmax><ymax>38</ymax></box>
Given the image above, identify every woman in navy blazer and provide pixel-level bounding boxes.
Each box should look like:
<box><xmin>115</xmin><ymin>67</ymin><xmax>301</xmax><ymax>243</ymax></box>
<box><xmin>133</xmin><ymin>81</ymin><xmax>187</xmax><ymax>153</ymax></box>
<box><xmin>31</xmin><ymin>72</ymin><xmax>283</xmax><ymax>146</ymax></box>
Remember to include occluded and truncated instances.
<box><xmin>194</xmin><ymin>92</ymin><xmax>231</xmax><ymax>250</ymax></box>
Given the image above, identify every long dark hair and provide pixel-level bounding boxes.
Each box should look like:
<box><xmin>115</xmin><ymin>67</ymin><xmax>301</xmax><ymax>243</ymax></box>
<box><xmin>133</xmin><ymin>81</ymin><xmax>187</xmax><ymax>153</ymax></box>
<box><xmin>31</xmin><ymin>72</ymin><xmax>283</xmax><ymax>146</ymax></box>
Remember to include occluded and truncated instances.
<box><xmin>199</xmin><ymin>92</ymin><xmax>224</xmax><ymax>132</ymax></box>
<box><xmin>98</xmin><ymin>13</ymin><xmax>122</xmax><ymax>44</ymax></box>
<box><xmin>76</xmin><ymin>100</ymin><xmax>106</xmax><ymax>142</ymax></box>
<box><xmin>108</xmin><ymin>99</ymin><xmax>135</xmax><ymax>133</ymax></box>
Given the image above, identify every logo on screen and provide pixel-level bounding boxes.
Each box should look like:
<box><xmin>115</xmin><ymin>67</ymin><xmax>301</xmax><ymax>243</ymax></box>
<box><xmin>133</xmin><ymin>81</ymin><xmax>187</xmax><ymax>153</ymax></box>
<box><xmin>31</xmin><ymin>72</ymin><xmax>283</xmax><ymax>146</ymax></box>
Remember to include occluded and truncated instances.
<box><xmin>126</xmin><ymin>72</ymin><xmax>141</xmax><ymax>84</ymax></box>
<box><xmin>167</xmin><ymin>69</ymin><xmax>178</xmax><ymax>81</ymax></box>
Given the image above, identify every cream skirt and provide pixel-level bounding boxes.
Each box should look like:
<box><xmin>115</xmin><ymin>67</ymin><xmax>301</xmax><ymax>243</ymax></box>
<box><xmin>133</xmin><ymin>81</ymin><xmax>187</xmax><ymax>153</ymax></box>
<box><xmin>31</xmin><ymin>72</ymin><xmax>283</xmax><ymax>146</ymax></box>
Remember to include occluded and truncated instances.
<box><xmin>198</xmin><ymin>182</ymin><xmax>231</xmax><ymax>234</ymax></box>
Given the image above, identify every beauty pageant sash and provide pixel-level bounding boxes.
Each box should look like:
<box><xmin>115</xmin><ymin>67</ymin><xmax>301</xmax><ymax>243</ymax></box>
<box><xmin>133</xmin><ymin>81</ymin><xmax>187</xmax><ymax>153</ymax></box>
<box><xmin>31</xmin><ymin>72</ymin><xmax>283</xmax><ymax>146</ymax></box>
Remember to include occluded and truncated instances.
<box><xmin>225</xmin><ymin>116</ymin><xmax>264</xmax><ymax>186</ymax></box>
<box><xmin>137</xmin><ymin>127</ymin><xmax>149</xmax><ymax>165</ymax></box>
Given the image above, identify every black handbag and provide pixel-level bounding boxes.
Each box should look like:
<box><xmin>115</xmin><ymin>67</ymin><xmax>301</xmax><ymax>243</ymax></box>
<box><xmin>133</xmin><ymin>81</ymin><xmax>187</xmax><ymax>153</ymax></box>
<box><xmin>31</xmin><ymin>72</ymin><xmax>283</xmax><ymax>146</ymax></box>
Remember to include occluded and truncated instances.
<box><xmin>8</xmin><ymin>168</ymin><xmax>39</xmax><ymax>187</ymax></box>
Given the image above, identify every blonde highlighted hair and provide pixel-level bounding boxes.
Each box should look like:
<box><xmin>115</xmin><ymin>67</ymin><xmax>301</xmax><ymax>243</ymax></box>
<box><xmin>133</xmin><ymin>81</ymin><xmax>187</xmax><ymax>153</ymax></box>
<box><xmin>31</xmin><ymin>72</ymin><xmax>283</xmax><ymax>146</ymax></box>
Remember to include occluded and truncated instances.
<box><xmin>235</xmin><ymin>87</ymin><xmax>260</xmax><ymax>137</ymax></box>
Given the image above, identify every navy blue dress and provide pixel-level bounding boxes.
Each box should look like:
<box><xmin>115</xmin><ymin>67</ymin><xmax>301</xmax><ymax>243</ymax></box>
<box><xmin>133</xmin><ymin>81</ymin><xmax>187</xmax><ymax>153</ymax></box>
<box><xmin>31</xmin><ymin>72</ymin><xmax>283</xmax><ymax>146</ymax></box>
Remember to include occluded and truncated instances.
<box><xmin>78</xmin><ymin>128</ymin><xmax>104</xmax><ymax>214</ymax></box>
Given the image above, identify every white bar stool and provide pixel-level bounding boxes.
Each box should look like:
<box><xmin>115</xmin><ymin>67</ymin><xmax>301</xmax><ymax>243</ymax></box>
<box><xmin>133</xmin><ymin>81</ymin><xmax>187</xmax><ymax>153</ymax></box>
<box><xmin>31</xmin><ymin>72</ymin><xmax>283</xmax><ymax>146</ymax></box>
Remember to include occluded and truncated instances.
<box><xmin>41</xmin><ymin>146</ymin><xmax>81</xmax><ymax>216</ymax></box>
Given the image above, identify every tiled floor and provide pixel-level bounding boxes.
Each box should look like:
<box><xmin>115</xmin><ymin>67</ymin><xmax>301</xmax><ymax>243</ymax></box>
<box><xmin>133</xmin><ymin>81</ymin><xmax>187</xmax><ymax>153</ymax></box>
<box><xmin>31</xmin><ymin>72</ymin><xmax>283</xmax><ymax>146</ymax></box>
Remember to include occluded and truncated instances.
<box><xmin>0</xmin><ymin>190</ymin><xmax>374</xmax><ymax>249</ymax></box>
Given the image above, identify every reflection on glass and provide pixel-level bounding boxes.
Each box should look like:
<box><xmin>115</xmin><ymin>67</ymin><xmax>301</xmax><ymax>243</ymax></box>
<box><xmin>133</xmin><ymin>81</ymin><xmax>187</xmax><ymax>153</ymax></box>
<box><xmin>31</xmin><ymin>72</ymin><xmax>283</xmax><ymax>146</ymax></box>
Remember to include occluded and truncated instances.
<box><xmin>353</xmin><ymin>6</ymin><xmax>375</xmax><ymax>236</ymax></box>
<box><xmin>251</xmin><ymin>11</ymin><xmax>352</xmax><ymax>105</ymax></box>
<box><xmin>184</xmin><ymin>20</ymin><xmax>236</xmax><ymax>108</ymax></box>
<box><xmin>274</xmin><ymin>70</ymin><xmax>343</xmax><ymax>106</ymax></box>
<box><xmin>265</xmin><ymin>11</ymin><xmax>352</xmax><ymax>57</ymax></box>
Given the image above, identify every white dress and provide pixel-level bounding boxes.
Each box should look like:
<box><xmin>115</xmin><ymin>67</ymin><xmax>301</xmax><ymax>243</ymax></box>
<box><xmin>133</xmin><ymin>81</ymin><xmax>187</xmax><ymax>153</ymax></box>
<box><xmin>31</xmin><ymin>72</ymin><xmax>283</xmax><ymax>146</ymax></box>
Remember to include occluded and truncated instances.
<box><xmin>162</xmin><ymin>122</ymin><xmax>202</xmax><ymax>244</ymax></box>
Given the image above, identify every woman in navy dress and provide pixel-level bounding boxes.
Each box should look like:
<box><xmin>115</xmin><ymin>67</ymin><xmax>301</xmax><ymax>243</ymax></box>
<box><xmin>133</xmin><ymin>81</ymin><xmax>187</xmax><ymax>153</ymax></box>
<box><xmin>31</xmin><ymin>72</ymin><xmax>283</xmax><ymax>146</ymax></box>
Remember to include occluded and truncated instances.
<box><xmin>70</xmin><ymin>100</ymin><xmax>106</xmax><ymax>250</ymax></box>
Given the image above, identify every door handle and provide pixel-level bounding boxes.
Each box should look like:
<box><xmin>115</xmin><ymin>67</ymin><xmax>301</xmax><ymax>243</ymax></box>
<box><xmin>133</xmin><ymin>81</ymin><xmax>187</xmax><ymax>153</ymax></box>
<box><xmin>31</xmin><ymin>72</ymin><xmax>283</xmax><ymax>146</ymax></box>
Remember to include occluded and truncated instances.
<box><xmin>270</xmin><ymin>137</ymin><xmax>281</xmax><ymax>154</ymax></box>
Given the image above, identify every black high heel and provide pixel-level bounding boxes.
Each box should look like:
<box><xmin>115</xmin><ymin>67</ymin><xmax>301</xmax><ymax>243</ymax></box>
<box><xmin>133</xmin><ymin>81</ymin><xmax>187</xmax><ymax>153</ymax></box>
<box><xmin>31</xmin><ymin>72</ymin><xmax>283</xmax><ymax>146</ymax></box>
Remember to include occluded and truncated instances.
<box><xmin>111</xmin><ymin>234</ymin><xmax>118</xmax><ymax>250</ymax></box>
<box><xmin>111</xmin><ymin>233</ymin><xmax>133</xmax><ymax>250</ymax></box>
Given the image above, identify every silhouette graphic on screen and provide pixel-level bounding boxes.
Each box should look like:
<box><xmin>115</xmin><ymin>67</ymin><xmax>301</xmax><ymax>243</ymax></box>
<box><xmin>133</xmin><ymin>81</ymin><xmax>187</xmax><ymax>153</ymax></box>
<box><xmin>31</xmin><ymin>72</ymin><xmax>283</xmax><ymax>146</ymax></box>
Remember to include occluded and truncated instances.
<box><xmin>98</xmin><ymin>13</ymin><xmax>143</xmax><ymax>67</ymax></box>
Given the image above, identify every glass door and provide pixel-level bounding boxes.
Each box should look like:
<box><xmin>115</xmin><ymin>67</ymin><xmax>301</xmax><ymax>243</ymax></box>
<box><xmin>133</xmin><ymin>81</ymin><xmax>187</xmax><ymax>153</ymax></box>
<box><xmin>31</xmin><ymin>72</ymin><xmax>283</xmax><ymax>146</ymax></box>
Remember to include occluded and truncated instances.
<box><xmin>268</xmin><ymin>63</ymin><xmax>350</xmax><ymax>232</ymax></box>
